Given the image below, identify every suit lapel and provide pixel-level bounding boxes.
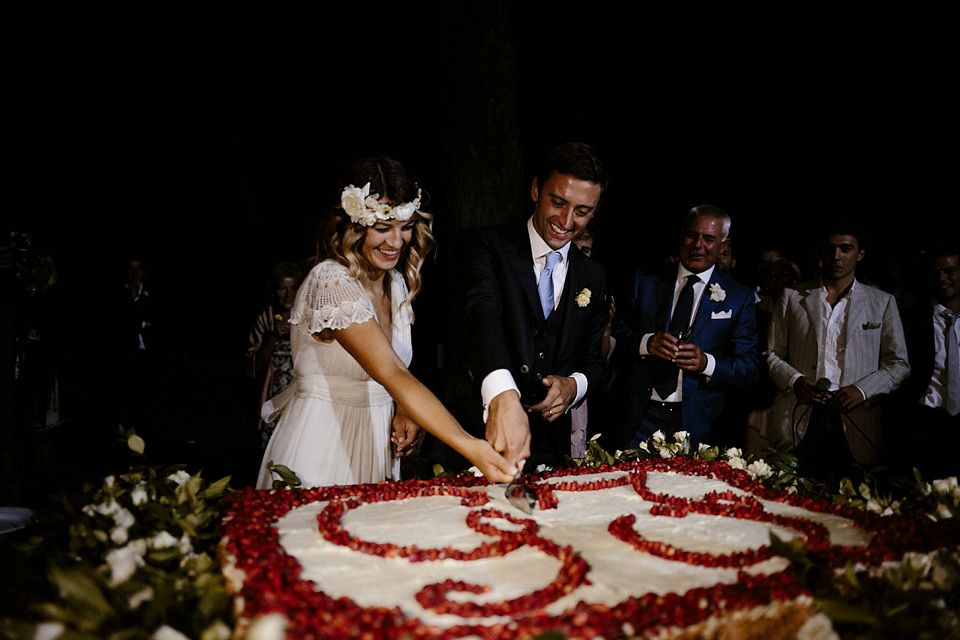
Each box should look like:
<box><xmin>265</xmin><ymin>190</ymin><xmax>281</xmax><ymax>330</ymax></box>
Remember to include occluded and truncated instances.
<box><xmin>689</xmin><ymin>271</ymin><xmax>721</xmax><ymax>344</ymax></box>
<box><xmin>503</xmin><ymin>225</ymin><xmax>543</xmax><ymax>322</ymax></box>
<box><xmin>798</xmin><ymin>281</ymin><xmax>823</xmax><ymax>351</ymax></box>
<box><xmin>655</xmin><ymin>266</ymin><xmax>677</xmax><ymax>332</ymax></box>
<box><xmin>845</xmin><ymin>279</ymin><xmax>869</xmax><ymax>340</ymax></box>
<box><xmin>842</xmin><ymin>280</ymin><xmax>870</xmax><ymax>378</ymax></box>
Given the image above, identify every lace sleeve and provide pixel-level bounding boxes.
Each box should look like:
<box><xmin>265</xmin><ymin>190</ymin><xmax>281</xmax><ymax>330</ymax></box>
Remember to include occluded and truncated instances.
<box><xmin>290</xmin><ymin>261</ymin><xmax>375</xmax><ymax>333</ymax></box>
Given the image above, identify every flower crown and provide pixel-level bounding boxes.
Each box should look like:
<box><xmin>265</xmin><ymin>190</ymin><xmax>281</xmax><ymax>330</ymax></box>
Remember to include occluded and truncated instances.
<box><xmin>340</xmin><ymin>182</ymin><xmax>421</xmax><ymax>227</ymax></box>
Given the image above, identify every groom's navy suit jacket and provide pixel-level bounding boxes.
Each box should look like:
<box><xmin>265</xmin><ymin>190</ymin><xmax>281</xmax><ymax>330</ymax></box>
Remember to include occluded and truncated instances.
<box><xmin>614</xmin><ymin>263</ymin><xmax>758</xmax><ymax>443</ymax></box>
<box><xmin>444</xmin><ymin>223</ymin><xmax>607</xmax><ymax>464</ymax></box>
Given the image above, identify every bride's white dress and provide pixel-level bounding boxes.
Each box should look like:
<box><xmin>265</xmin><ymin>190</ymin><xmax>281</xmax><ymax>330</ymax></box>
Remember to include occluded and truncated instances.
<box><xmin>256</xmin><ymin>260</ymin><xmax>412</xmax><ymax>489</ymax></box>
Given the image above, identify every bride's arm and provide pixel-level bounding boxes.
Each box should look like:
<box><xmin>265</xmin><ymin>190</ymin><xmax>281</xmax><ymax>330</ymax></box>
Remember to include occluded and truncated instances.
<box><xmin>324</xmin><ymin>320</ymin><xmax>517</xmax><ymax>483</ymax></box>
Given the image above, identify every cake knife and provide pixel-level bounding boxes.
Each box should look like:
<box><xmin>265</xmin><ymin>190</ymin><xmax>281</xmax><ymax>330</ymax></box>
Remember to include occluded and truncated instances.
<box><xmin>504</xmin><ymin>471</ymin><xmax>535</xmax><ymax>513</ymax></box>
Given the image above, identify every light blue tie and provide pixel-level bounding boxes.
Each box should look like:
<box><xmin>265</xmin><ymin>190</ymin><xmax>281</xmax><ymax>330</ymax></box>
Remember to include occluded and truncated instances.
<box><xmin>538</xmin><ymin>251</ymin><xmax>561</xmax><ymax>319</ymax></box>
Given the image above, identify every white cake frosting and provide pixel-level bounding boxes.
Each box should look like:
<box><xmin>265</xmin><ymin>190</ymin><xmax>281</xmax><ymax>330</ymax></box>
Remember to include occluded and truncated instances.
<box><xmin>271</xmin><ymin>470</ymin><xmax>871</xmax><ymax>631</ymax></box>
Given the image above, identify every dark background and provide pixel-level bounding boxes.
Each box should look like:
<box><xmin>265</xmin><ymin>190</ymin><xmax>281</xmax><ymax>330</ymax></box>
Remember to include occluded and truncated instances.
<box><xmin>6</xmin><ymin>2</ymin><xmax>957</xmax><ymax>488</ymax></box>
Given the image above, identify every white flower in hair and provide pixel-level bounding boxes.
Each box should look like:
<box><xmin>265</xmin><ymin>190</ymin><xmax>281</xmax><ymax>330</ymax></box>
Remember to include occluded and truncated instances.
<box><xmin>341</xmin><ymin>182</ymin><xmax>421</xmax><ymax>226</ymax></box>
<box><xmin>341</xmin><ymin>183</ymin><xmax>371</xmax><ymax>219</ymax></box>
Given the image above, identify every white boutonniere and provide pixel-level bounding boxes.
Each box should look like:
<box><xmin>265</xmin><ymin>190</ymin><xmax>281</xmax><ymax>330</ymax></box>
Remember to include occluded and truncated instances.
<box><xmin>575</xmin><ymin>288</ymin><xmax>591</xmax><ymax>307</ymax></box>
<box><xmin>709</xmin><ymin>283</ymin><xmax>726</xmax><ymax>302</ymax></box>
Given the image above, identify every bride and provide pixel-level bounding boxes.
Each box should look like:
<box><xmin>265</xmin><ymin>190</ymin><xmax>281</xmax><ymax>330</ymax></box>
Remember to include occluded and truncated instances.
<box><xmin>256</xmin><ymin>157</ymin><xmax>516</xmax><ymax>489</ymax></box>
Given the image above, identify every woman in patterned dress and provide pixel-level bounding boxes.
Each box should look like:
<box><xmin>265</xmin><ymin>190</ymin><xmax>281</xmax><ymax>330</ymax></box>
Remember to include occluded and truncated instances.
<box><xmin>247</xmin><ymin>261</ymin><xmax>304</xmax><ymax>449</ymax></box>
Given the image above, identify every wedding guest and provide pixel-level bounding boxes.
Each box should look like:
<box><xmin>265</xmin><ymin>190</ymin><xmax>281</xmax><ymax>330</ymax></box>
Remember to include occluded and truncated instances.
<box><xmin>441</xmin><ymin>142</ymin><xmax>608</xmax><ymax>470</ymax></box>
<box><xmin>716</xmin><ymin>238</ymin><xmax>736</xmax><ymax>275</ymax></box>
<box><xmin>767</xmin><ymin>222</ymin><xmax>909</xmax><ymax>478</ymax></box>
<box><xmin>115</xmin><ymin>255</ymin><xmax>160</xmax><ymax>431</ymax></box>
<box><xmin>256</xmin><ymin>157</ymin><xmax>515</xmax><ymax>489</ymax></box>
<box><xmin>890</xmin><ymin>245</ymin><xmax>959</xmax><ymax>478</ymax></box>
<box><xmin>613</xmin><ymin>206</ymin><xmax>758</xmax><ymax>448</ymax></box>
<box><xmin>570</xmin><ymin>219</ymin><xmax>616</xmax><ymax>458</ymax></box>
<box><xmin>246</xmin><ymin>261</ymin><xmax>303</xmax><ymax>450</ymax></box>
<box><xmin>745</xmin><ymin>256</ymin><xmax>801</xmax><ymax>453</ymax></box>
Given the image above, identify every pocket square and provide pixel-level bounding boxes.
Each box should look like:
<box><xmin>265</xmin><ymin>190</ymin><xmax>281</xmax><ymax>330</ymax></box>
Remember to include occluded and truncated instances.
<box><xmin>862</xmin><ymin>321</ymin><xmax>881</xmax><ymax>330</ymax></box>
<box><xmin>710</xmin><ymin>310</ymin><xmax>732</xmax><ymax>319</ymax></box>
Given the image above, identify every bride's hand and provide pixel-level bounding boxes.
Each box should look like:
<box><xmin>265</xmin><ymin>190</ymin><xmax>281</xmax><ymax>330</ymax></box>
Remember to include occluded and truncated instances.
<box><xmin>391</xmin><ymin>410</ymin><xmax>419</xmax><ymax>457</ymax></box>
<box><xmin>465</xmin><ymin>438</ymin><xmax>518</xmax><ymax>484</ymax></box>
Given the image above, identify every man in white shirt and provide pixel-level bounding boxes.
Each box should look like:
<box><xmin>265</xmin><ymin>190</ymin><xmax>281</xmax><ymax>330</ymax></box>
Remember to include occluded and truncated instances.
<box><xmin>443</xmin><ymin>142</ymin><xmax>608</xmax><ymax>469</ymax></box>
<box><xmin>613</xmin><ymin>206</ymin><xmax>758</xmax><ymax>448</ymax></box>
<box><xmin>767</xmin><ymin>225</ymin><xmax>910</xmax><ymax>473</ymax></box>
<box><xmin>893</xmin><ymin>246</ymin><xmax>959</xmax><ymax>478</ymax></box>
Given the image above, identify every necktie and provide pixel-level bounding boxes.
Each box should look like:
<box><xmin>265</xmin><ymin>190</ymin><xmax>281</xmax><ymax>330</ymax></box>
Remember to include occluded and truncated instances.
<box><xmin>538</xmin><ymin>251</ymin><xmax>560</xmax><ymax>319</ymax></box>
<box><xmin>653</xmin><ymin>275</ymin><xmax>699</xmax><ymax>398</ymax></box>
<box><xmin>944</xmin><ymin>311</ymin><xmax>959</xmax><ymax>417</ymax></box>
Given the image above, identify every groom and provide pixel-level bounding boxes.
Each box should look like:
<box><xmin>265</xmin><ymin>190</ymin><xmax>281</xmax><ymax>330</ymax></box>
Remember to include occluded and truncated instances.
<box><xmin>444</xmin><ymin>142</ymin><xmax>608</xmax><ymax>470</ymax></box>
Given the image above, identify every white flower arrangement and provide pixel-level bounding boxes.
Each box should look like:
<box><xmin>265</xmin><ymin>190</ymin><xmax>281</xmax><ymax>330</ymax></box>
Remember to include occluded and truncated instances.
<box><xmin>11</xmin><ymin>426</ymin><xmax>960</xmax><ymax>639</ymax></box>
<box><xmin>709</xmin><ymin>283</ymin><xmax>726</xmax><ymax>302</ymax></box>
<box><xmin>575</xmin><ymin>288</ymin><xmax>591</xmax><ymax>307</ymax></box>
<box><xmin>9</xmin><ymin>427</ymin><xmax>234</xmax><ymax>640</ymax></box>
<box><xmin>340</xmin><ymin>182</ymin><xmax>421</xmax><ymax>227</ymax></box>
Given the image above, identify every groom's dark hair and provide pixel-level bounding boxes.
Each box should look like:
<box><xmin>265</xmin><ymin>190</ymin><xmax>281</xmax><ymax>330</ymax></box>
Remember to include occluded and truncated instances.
<box><xmin>536</xmin><ymin>142</ymin><xmax>608</xmax><ymax>194</ymax></box>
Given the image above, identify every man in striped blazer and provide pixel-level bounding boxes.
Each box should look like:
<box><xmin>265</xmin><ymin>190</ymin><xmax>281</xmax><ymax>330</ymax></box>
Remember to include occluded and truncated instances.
<box><xmin>766</xmin><ymin>224</ymin><xmax>909</xmax><ymax>471</ymax></box>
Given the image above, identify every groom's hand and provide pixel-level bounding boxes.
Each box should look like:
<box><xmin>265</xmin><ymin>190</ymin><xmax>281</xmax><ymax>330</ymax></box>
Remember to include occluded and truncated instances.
<box><xmin>527</xmin><ymin>375</ymin><xmax>577</xmax><ymax>423</ymax></box>
<box><xmin>486</xmin><ymin>390</ymin><xmax>531</xmax><ymax>468</ymax></box>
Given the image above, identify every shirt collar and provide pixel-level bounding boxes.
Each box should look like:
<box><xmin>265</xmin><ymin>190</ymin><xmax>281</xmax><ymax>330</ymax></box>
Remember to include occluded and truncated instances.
<box><xmin>678</xmin><ymin>262</ymin><xmax>714</xmax><ymax>285</ymax></box>
<box><xmin>933</xmin><ymin>301</ymin><xmax>959</xmax><ymax>319</ymax></box>
<box><xmin>817</xmin><ymin>277</ymin><xmax>857</xmax><ymax>299</ymax></box>
<box><xmin>527</xmin><ymin>217</ymin><xmax>571</xmax><ymax>263</ymax></box>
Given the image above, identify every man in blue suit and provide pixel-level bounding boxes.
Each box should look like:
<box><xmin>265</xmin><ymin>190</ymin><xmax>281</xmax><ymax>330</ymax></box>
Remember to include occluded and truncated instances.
<box><xmin>614</xmin><ymin>206</ymin><xmax>758</xmax><ymax>446</ymax></box>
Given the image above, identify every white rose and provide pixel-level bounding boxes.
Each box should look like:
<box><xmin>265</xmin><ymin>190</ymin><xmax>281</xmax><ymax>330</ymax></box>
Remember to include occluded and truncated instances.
<box><xmin>246</xmin><ymin>613</ymin><xmax>288</xmax><ymax>640</ymax></box>
<box><xmin>152</xmin><ymin>531</ymin><xmax>179</xmax><ymax>548</ymax></box>
<box><xmin>167</xmin><ymin>470</ymin><xmax>191</xmax><ymax>486</ymax></box>
<box><xmin>725</xmin><ymin>447</ymin><xmax>742</xmax><ymax>459</ymax></box>
<box><xmin>110</xmin><ymin>526</ymin><xmax>129</xmax><ymax>545</ymax></box>
<box><xmin>92</xmin><ymin>498</ymin><xmax>121</xmax><ymax>517</ymax></box>
<box><xmin>204</xmin><ymin>621</ymin><xmax>232</xmax><ymax>640</ymax></box>
<box><xmin>652</xmin><ymin>430</ymin><xmax>665</xmax><ymax>443</ymax></box>
<box><xmin>747</xmin><ymin>460</ymin><xmax>773</xmax><ymax>479</ymax></box>
<box><xmin>128</xmin><ymin>587</ymin><xmax>154</xmax><ymax>609</ymax></box>
<box><xmin>131</xmin><ymin>486</ymin><xmax>149</xmax><ymax>506</ymax></box>
<box><xmin>708</xmin><ymin>283</ymin><xmax>727</xmax><ymax>303</ymax></box>
<box><xmin>673</xmin><ymin>430</ymin><xmax>689</xmax><ymax>443</ymax></box>
<box><xmin>698</xmin><ymin>443</ymin><xmax>710</xmax><ymax>452</ymax></box>
<box><xmin>796</xmin><ymin>612</ymin><xmax>839</xmax><ymax>640</ymax></box>
<box><xmin>728</xmin><ymin>457</ymin><xmax>746</xmax><ymax>470</ymax></box>
<box><xmin>106</xmin><ymin>540</ymin><xmax>147</xmax><ymax>586</ymax></box>
<box><xmin>659</xmin><ymin>449</ymin><xmax>673</xmax><ymax>459</ymax></box>
<box><xmin>113</xmin><ymin>507</ymin><xmax>135</xmax><ymax>529</ymax></box>
<box><xmin>152</xmin><ymin>625</ymin><xmax>191</xmax><ymax>640</ymax></box>
<box><xmin>932</xmin><ymin>478</ymin><xmax>957</xmax><ymax>494</ymax></box>
<box><xmin>178</xmin><ymin>533</ymin><xmax>194</xmax><ymax>556</ymax></box>
<box><xmin>33</xmin><ymin>623</ymin><xmax>65</xmax><ymax>640</ymax></box>
<box><xmin>340</xmin><ymin>183</ymin><xmax>370</xmax><ymax>218</ymax></box>
<box><xmin>392</xmin><ymin>201</ymin><xmax>416</xmax><ymax>221</ymax></box>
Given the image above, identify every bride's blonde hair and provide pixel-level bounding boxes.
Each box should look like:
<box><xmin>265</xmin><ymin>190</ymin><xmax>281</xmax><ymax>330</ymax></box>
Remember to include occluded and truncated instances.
<box><xmin>317</xmin><ymin>156</ymin><xmax>436</xmax><ymax>307</ymax></box>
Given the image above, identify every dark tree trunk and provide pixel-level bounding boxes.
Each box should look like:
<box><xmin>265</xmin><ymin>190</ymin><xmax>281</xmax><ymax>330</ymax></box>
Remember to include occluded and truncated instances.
<box><xmin>434</xmin><ymin>1</ymin><xmax>526</xmax><ymax>246</ymax></box>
